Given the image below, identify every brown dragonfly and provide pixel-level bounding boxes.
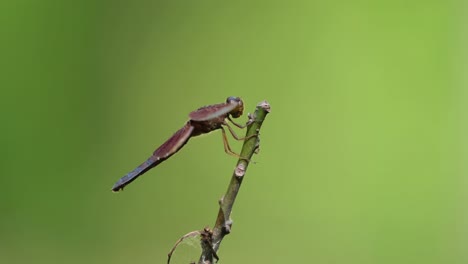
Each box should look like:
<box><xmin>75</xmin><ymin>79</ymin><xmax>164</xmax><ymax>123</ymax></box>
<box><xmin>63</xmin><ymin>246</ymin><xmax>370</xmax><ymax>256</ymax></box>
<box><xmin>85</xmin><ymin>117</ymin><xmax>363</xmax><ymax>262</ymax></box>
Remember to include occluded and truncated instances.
<box><xmin>112</xmin><ymin>96</ymin><xmax>250</xmax><ymax>192</ymax></box>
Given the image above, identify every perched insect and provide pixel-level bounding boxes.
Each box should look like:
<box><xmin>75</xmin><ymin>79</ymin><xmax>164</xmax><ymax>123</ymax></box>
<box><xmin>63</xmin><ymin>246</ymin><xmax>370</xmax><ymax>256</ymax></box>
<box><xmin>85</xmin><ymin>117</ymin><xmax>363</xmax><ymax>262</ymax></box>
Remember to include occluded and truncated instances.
<box><xmin>112</xmin><ymin>96</ymin><xmax>250</xmax><ymax>192</ymax></box>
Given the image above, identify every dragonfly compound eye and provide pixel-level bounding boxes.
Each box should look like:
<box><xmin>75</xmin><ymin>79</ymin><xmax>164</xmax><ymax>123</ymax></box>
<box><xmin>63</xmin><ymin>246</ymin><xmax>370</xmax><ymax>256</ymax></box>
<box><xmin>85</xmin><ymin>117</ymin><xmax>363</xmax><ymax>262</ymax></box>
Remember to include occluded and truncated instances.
<box><xmin>226</xmin><ymin>96</ymin><xmax>241</xmax><ymax>104</ymax></box>
<box><xmin>229</xmin><ymin>98</ymin><xmax>244</xmax><ymax>118</ymax></box>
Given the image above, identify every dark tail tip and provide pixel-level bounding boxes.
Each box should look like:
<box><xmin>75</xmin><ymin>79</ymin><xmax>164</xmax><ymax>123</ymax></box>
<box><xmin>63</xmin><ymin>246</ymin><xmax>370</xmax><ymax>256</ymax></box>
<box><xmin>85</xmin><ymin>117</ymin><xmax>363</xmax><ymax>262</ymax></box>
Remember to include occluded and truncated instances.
<box><xmin>111</xmin><ymin>172</ymin><xmax>138</xmax><ymax>192</ymax></box>
<box><xmin>111</xmin><ymin>157</ymin><xmax>158</xmax><ymax>192</ymax></box>
<box><xmin>111</xmin><ymin>185</ymin><xmax>124</xmax><ymax>192</ymax></box>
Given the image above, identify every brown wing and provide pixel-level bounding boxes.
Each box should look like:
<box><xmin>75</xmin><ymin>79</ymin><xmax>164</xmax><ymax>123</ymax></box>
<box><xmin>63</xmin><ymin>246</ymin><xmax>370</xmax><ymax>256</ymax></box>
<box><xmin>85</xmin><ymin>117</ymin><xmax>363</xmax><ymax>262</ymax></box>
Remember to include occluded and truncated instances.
<box><xmin>189</xmin><ymin>102</ymin><xmax>237</xmax><ymax>121</ymax></box>
<box><xmin>112</xmin><ymin>123</ymin><xmax>194</xmax><ymax>191</ymax></box>
<box><xmin>152</xmin><ymin>122</ymin><xmax>194</xmax><ymax>158</ymax></box>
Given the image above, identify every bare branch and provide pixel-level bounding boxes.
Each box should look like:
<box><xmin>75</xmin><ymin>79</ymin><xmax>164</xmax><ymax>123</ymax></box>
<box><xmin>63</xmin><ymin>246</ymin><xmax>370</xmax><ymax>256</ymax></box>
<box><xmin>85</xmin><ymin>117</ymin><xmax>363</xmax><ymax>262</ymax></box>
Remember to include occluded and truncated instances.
<box><xmin>198</xmin><ymin>100</ymin><xmax>271</xmax><ymax>263</ymax></box>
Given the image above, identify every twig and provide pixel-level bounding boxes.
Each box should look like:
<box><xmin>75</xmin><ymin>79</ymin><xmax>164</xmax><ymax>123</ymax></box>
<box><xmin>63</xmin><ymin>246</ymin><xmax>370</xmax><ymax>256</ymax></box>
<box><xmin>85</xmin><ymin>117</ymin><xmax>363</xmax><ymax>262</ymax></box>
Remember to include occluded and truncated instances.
<box><xmin>167</xmin><ymin>230</ymin><xmax>202</xmax><ymax>264</ymax></box>
<box><xmin>168</xmin><ymin>227</ymin><xmax>220</xmax><ymax>264</ymax></box>
<box><xmin>198</xmin><ymin>100</ymin><xmax>271</xmax><ymax>264</ymax></box>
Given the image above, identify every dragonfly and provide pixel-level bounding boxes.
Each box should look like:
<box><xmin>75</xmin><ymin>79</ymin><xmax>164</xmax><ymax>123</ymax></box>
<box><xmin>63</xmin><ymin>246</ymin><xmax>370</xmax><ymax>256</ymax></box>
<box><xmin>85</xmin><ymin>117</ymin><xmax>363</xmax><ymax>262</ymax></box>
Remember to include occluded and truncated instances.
<box><xmin>112</xmin><ymin>96</ymin><xmax>250</xmax><ymax>192</ymax></box>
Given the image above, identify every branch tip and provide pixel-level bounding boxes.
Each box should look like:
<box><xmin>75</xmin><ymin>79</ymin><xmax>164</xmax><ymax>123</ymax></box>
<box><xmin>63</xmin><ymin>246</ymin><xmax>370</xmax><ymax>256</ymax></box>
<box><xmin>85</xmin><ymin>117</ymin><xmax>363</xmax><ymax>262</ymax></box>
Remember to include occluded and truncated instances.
<box><xmin>257</xmin><ymin>100</ymin><xmax>271</xmax><ymax>112</ymax></box>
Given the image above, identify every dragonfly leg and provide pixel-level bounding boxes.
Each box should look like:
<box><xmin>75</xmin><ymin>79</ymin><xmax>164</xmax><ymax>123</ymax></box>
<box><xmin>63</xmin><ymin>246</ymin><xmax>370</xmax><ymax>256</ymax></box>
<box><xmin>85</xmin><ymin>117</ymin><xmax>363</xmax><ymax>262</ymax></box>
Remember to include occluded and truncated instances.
<box><xmin>220</xmin><ymin>127</ymin><xmax>255</xmax><ymax>163</ymax></box>
<box><xmin>224</xmin><ymin>122</ymin><xmax>258</xmax><ymax>141</ymax></box>
<box><xmin>221</xmin><ymin>127</ymin><xmax>242</xmax><ymax>158</ymax></box>
<box><xmin>227</xmin><ymin>115</ymin><xmax>254</xmax><ymax>129</ymax></box>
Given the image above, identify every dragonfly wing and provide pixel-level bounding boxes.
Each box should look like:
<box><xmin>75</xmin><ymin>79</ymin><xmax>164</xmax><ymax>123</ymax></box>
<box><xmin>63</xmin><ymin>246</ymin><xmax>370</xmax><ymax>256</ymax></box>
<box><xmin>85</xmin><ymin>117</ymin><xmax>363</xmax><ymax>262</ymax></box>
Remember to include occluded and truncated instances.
<box><xmin>152</xmin><ymin>122</ymin><xmax>194</xmax><ymax>158</ymax></box>
<box><xmin>112</xmin><ymin>123</ymin><xmax>194</xmax><ymax>192</ymax></box>
<box><xmin>189</xmin><ymin>102</ymin><xmax>237</xmax><ymax>121</ymax></box>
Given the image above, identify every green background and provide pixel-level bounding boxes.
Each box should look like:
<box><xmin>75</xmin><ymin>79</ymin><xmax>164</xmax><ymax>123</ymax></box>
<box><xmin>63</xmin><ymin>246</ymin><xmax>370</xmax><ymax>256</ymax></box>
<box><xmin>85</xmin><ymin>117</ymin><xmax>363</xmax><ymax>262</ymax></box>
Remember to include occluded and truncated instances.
<box><xmin>2</xmin><ymin>1</ymin><xmax>466</xmax><ymax>263</ymax></box>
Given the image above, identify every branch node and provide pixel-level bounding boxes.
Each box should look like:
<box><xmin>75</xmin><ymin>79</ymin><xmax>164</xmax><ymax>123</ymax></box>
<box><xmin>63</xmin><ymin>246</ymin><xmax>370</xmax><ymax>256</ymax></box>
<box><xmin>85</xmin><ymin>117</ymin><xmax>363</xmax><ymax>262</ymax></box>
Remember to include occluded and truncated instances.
<box><xmin>255</xmin><ymin>134</ymin><xmax>261</xmax><ymax>153</ymax></box>
<box><xmin>223</xmin><ymin>219</ymin><xmax>233</xmax><ymax>234</ymax></box>
<box><xmin>235</xmin><ymin>163</ymin><xmax>246</xmax><ymax>178</ymax></box>
<box><xmin>200</xmin><ymin>227</ymin><xmax>219</xmax><ymax>263</ymax></box>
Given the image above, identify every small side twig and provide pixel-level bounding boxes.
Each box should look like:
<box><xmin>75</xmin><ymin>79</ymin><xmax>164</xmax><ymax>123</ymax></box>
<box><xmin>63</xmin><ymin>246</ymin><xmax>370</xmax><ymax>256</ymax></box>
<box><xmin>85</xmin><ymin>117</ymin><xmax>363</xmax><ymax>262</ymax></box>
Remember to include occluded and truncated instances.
<box><xmin>198</xmin><ymin>100</ymin><xmax>271</xmax><ymax>264</ymax></box>
<box><xmin>168</xmin><ymin>227</ymin><xmax>219</xmax><ymax>264</ymax></box>
<box><xmin>167</xmin><ymin>230</ymin><xmax>202</xmax><ymax>264</ymax></box>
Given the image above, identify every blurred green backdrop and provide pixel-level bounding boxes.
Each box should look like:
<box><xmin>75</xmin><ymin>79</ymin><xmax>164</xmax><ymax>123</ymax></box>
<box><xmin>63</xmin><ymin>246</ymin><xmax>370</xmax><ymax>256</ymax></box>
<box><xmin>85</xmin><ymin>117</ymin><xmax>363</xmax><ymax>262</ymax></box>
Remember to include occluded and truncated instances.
<box><xmin>1</xmin><ymin>1</ymin><xmax>466</xmax><ymax>263</ymax></box>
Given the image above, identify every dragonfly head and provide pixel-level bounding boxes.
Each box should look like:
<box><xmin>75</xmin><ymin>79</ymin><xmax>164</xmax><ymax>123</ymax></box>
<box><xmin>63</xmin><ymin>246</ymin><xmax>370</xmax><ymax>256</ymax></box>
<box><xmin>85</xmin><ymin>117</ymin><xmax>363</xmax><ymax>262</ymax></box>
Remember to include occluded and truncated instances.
<box><xmin>226</xmin><ymin>96</ymin><xmax>244</xmax><ymax>118</ymax></box>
